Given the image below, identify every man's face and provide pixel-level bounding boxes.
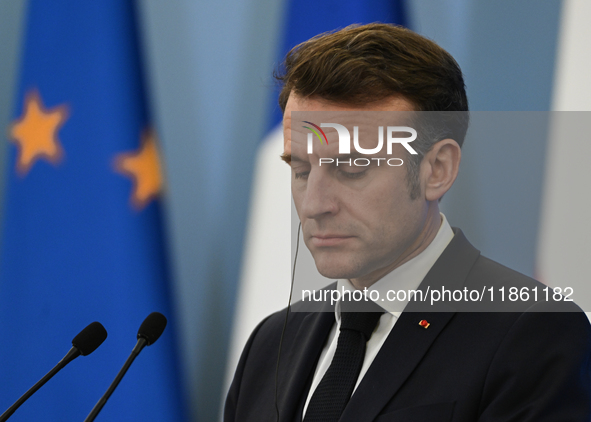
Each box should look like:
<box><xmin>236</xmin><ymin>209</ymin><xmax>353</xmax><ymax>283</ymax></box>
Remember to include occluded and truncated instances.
<box><xmin>284</xmin><ymin>94</ymin><xmax>434</xmax><ymax>288</ymax></box>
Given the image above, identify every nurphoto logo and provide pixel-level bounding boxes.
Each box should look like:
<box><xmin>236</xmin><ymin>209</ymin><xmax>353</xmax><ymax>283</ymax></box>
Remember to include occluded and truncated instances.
<box><xmin>303</xmin><ymin>122</ymin><xmax>417</xmax><ymax>167</ymax></box>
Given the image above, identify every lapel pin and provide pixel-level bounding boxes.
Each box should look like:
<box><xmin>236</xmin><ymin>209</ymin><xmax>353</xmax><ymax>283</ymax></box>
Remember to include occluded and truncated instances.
<box><xmin>419</xmin><ymin>319</ymin><xmax>430</xmax><ymax>329</ymax></box>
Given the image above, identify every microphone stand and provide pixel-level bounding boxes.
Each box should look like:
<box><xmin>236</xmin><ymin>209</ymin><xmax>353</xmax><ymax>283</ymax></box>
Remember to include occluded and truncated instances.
<box><xmin>83</xmin><ymin>338</ymin><xmax>146</xmax><ymax>422</ymax></box>
<box><xmin>0</xmin><ymin>347</ymin><xmax>80</xmax><ymax>422</ymax></box>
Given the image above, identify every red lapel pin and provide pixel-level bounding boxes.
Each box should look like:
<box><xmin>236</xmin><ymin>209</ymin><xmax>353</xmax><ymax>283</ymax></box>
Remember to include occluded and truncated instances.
<box><xmin>418</xmin><ymin>319</ymin><xmax>430</xmax><ymax>329</ymax></box>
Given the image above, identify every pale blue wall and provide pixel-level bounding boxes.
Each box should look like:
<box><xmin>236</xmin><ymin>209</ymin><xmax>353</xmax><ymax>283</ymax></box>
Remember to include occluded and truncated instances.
<box><xmin>136</xmin><ymin>1</ymin><xmax>284</xmax><ymax>421</ymax></box>
<box><xmin>0</xmin><ymin>0</ymin><xmax>27</xmax><ymax>244</ymax></box>
<box><xmin>409</xmin><ymin>0</ymin><xmax>562</xmax><ymax>276</ymax></box>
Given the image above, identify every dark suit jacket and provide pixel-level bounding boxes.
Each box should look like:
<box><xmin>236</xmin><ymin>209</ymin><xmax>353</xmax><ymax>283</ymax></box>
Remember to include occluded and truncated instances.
<box><xmin>225</xmin><ymin>229</ymin><xmax>591</xmax><ymax>422</ymax></box>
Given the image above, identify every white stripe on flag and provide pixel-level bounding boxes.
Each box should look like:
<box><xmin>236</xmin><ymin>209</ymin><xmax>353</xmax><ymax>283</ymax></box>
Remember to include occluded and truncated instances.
<box><xmin>223</xmin><ymin>124</ymin><xmax>292</xmax><ymax>402</ymax></box>
<box><xmin>537</xmin><ymin>0</ymin><xmax>591</xmax><ymax>316</ymax></box>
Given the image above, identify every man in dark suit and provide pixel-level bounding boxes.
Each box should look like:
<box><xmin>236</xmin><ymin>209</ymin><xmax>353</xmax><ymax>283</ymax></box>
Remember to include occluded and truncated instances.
<box><xmin>225</xmin><ymin>23</ymin><xmax>591</xmax><ymax>422</ymax></box>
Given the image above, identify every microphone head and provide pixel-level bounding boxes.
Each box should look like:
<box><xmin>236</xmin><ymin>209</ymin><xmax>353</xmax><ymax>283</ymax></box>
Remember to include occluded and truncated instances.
<box><xmin>137</xmin><ymin>312</ymin><xmax>167</xmax><ymax>346</ymax></box>
<box><xmin>72</xmin><ymin>321</ymin><xmax>108</xmax><ymax>356</ymax></box>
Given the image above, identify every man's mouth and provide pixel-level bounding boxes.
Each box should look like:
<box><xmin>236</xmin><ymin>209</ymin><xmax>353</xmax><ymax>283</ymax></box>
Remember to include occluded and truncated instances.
<box><xmin>310</xmin><ymin>235</ymin><xmax>354</xmax><ymax>247</ymax></box>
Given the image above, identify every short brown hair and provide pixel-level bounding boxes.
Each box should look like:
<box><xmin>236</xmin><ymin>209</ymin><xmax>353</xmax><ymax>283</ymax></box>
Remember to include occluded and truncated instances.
<box><xmin>276</xmin><ymin>23</ymin><xmax>469</xmax><ymax>198</ymax></box>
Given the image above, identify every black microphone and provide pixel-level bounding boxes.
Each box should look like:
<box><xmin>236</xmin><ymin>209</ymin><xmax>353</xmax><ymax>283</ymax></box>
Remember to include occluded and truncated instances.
<box><xmin>0</xmin><ymin>321</ymin><xmax>108</xmax><ymax>422</ymax></box>
<box><xmin>83</xmin><ymin>312</ymin><xmax>167</xmax><ymax>422</ymax></box>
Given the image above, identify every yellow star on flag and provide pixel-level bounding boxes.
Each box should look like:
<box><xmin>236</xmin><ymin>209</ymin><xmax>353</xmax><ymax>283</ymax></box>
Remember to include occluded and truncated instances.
<box><xmin>114</xmin><ymin>128</ymin><xmax>164</xmax><ymax>210</ymax></box>
<box><xmin>9</xmin><ymin>89</ymin><xmax>68</xmax><ymax>175</ymax></box>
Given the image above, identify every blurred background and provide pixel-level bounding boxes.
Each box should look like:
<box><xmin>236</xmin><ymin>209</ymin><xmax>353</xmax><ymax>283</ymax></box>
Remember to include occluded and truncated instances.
<box><xmin>0</xmin><ymin>0</ymin><xmax>590</xmax><ymax>421</ymax></box>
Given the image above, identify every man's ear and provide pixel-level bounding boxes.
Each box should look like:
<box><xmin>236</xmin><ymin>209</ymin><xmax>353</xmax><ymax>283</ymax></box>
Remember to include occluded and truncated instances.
<box><xmin>421</xmin><ymin>138</ymin><xmax>461</xmax><ymax>201</ymax></box>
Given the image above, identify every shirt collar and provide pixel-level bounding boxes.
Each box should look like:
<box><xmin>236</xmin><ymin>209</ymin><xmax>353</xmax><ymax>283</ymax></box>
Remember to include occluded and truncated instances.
<box><xmin>336</xmin><ymin>213</ymin><xmax>454</xmax><ymax>321</ymax></box>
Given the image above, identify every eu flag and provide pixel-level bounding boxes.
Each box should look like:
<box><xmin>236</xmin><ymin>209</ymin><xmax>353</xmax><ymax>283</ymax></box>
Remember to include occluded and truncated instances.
<box><xmin>0</xmin><ymin>1</ymin><xmax>187</xmax><ymax>421</ymax></box>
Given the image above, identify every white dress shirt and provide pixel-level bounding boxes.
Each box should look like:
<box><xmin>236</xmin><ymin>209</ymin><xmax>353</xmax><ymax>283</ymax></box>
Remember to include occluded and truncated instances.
<box><xmin>302</xmin><ymin>213</ymin><xmax>454</xmax><ymax>417</ymax></box>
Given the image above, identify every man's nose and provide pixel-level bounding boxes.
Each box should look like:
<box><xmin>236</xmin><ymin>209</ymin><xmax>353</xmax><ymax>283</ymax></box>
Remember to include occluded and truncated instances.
<box><xmin>299</xmin><ymin>169</ymin><xmax>338</xmax><ymax>219</ymax></box>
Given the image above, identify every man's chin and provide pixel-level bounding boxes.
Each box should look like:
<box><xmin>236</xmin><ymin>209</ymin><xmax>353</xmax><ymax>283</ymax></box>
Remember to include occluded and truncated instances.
<box><xmin>313</xmin><ymin>260</ymin><xmax>360</xmax><ymax>281</ymax></box>
<box><xmin>308</xmin><ymin>248</ymin><xmax>373</xmax><ymax>280</ymax></box>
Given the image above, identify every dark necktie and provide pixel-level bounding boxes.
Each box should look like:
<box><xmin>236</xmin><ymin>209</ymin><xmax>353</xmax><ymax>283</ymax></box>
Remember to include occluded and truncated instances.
<box><xmin>303</xmin><ymin>303</ymin><xmax>383</xmax><ymax>422</ymax></box>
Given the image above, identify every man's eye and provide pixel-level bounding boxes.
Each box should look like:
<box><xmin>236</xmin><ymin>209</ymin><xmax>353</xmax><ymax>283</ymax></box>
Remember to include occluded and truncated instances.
<box><xmin>339</xmin><ymin>168</ymin><xmax>367</xmax><ymax>179</ymax></box>
<box><xmin>294</xmin><ymin>171</ymin><xmax>309</xmax><ymax>180</ymax></box>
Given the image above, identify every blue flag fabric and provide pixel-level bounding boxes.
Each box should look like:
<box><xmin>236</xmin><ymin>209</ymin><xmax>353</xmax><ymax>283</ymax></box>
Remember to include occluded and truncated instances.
<box><xmin>0</xmin><ymin>1</ymin><xmax>187</xmax><ymax>421</ymax></box>
<box><xmin>267</xmin><ymin>0</ymin><xmax>408</xmax><ymax>129</ymax></box>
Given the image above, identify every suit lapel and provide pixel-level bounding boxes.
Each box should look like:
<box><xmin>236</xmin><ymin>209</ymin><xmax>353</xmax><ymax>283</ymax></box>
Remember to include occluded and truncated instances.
<box><xmin>277</xmin><ymin>307</ymin><xmax>335</xmax><ymax>422</ymax></box>
<box><xmin>340</xmin><ymin>305</ymin><xmax>455</xmax><ymax>422</ymax></box>
<box><xmin>340</xmin><ymin>229</ymin><xmax>481</xmax><ymax>422</ymax></box>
